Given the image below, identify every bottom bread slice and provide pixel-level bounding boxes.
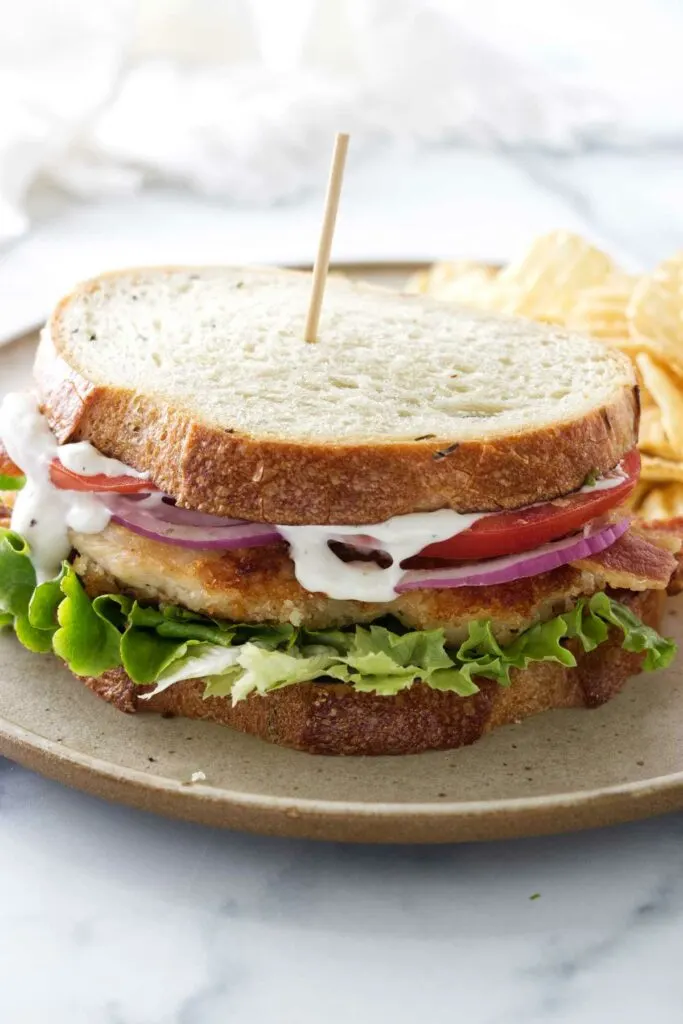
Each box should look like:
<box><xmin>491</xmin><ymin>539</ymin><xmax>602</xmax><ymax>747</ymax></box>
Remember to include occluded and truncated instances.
<box><xmin>76</xmin><ymin>589</ymin><xmax>666</xmax><ymax>756</ymax></box>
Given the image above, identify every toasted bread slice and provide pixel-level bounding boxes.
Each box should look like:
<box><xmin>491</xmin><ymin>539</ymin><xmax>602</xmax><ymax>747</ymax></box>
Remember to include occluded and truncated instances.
<box><xmin>36</xmin><ymin>266</ymin><xmax>638</xmax><ymax>525</ymax></box>
<box><xmin>78</xmin><ymin>589</ymin><xmax>663</xmax><ymax>756</ymax></box>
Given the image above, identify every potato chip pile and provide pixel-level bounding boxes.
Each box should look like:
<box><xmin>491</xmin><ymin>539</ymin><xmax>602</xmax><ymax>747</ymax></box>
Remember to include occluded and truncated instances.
<box><xmin>408</xmin><ymin>232</ymin><xmax>683</xmax><ymax>522</ymax></box>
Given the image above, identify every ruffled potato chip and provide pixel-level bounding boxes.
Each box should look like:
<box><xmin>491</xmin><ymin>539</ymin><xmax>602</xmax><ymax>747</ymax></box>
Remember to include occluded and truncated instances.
<box><xmin>635</xmin><ymin>353</ymin><xmax>683</xmax><ymax>459</ymax></box>
<box><xmin>405</xmin><ymin>268</ymin><xmax>432</xmax><ymax>295</ymax></box>
<box><xmin>639</xmin><ymin>406</ymin><xmax>677</xmax><ymax>459</ymax></box>
<box><xmin>639</xmin><ymin>483</ymin><xmax>683</xmax><ymax>521</ymax></box>
<box><xmin>628</xmin><ymin>255</ymin><xmax>683</xmax><ymax>348</ymax></box>
<box><xmin>628</xmin><ymin>479</ymin><xmax>651</xmax><ymax>513</ymax></box>
<box><xmin>565</xmin><ymin>274</ymin><xmax>635</xmax><ymax>340</ymax></box>
<box><xmin>493</xmin><ymin>231</ymin><xmax>614</xmax><ymax>323</ymax></box>
<box><xmin>608</xmin><ymin>335</ymin><xmax>683</xmax><ymax>381</ymax></box>
<box><xmin>640</xmin><ymin>455</ymin><xmax>683</xmax><ymax>483</ymax></box>
<box><xmin>407</xmin><ymin>261</ymin><xmax>498</xmax><ymax>308</ymax></box>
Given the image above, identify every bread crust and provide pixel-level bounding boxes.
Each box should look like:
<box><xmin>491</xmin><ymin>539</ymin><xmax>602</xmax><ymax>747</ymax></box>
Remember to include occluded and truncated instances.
<box><xmin>36</xmin><ymin>274</ymin><xmax>639</xmax><ymax>525</ymax></box>
<box><xmin>77</xmin><ymin>589</ymin><xmax>664</xmax><ymax>756</ymax></box>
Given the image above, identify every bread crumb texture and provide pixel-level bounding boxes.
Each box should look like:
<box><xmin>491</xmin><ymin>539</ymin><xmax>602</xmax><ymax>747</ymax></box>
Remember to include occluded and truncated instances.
<box><xmin>59</xmin><ymin>266</ymin><xmax>634</xmax><ymax>444</ymax></box>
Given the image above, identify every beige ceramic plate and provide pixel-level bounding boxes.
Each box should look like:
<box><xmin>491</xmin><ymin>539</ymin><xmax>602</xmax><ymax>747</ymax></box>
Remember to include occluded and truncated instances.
<box><xmin>3</xmin><ymin>266</ymin><xmax>683</xmax><ymax>844</ymax></box>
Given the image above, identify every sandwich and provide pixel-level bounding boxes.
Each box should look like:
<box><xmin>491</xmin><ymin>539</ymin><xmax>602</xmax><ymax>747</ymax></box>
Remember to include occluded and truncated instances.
<box><xmin>0</xmin><ymin>265</ymin><xmax>681</xmax><ymax>756</ymax></box>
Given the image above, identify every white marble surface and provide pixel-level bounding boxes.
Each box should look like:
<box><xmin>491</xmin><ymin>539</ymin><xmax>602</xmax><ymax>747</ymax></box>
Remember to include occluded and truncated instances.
<box><xmin>2</xmin><ymin>148</ymin><xmax>683</xmax><ymax>1023</ymax></box>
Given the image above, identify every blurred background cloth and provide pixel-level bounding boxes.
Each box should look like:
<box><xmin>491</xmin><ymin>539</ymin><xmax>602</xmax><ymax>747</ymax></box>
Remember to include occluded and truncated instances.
<box><xmin>2</xmin><ymin>0</ymin><xmax>683</xmax><ymax>244</ymax></box>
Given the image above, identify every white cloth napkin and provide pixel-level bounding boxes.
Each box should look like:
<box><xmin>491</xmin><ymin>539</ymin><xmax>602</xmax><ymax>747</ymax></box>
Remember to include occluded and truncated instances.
<box><xmin>2</xmin><ymin>0</ymin><xmax>682</xmax><ymax>246</ymax></box>
<box><xmin>0</xmin><ymin>0</ymin><xmax>607</xmax><ymax>245</ymax></box>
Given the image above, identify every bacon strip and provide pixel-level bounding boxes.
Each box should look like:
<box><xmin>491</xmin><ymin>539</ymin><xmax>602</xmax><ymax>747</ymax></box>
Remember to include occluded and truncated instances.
<box><xmin>571</xmin><ymin>528</ymin><xmax>678</xmax><ymax>591</ymax></box>
<box><xmin>639</xmin><ymin>517</ymin><xmax>683</xmax><ymax>595</ymax></box>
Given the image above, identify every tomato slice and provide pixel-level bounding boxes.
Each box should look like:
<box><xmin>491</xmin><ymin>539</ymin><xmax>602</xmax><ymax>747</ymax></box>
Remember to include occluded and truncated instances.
<box><xmin>417</xmin><ymin>449</ymin><xmax>640</xmax><ymax>562</ymax></box>
<box><xmin>49</xmin><ymin>462</ymin><xmax>155</xmax><ymax>494</ymax></box>
<box><xmin>0</xmin><ymin>441</ymin><xmax>154</xmax><ymax>493</ymax></box>
<box><xmin>0</xmin><ymin>443</ymin><xmax>22</xmax><ymax>478</ymax></box>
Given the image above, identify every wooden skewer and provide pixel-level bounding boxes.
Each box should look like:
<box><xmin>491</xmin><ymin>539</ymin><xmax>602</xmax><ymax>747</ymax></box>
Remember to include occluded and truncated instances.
<box><xmin>304</xmin><ymin>132</ymin><xmax>350</xmax><ymax>343</ymax></box>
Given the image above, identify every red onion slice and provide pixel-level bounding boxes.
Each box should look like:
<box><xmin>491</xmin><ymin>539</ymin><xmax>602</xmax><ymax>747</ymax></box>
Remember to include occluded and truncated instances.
<box><xmin>396</xmin><ymin>518</ymin><xmax>630</xmax><ymax>592</ymax></box>
<box><xmin>138</xmin><ymin>495</ymin><xmax>244</xmax><ymax>528</ymax></box>
<box><xmin>106</xmin><ymin>496</ymin><xmax>281</xmax><ymax>550</ymax></box>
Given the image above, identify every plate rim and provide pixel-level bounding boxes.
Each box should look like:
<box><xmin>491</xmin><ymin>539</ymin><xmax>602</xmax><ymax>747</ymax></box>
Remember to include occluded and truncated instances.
<box><xmin>2</xmin><ymin>703</ymin><xmax>683</xmax><ymax>843</ymax></box>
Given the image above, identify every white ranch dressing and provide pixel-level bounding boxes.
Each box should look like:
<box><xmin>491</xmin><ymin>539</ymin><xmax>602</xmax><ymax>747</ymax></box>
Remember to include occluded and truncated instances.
<box><xmin>0</xmin><ymin>392</ymin><xmax>146</xmax><ymax>581</ymax></box>
<box><xmin>278</xmin><ymin>467</ymin><xmax>627</xmax><ymax>602</ymax></box>
<box><xmin>578</xmin><ymin>471</ymin><xmax>626</xmax><ymax>493</ymax></box>
<box><xmin>57</xmin><ymin>441</ymin><xmax>148</xmax><ymax>480</ymax></box>
<box><xmin>278</xmin><ymin>511</ymin><xmax>488</xmax><ymax>602</ymax></box>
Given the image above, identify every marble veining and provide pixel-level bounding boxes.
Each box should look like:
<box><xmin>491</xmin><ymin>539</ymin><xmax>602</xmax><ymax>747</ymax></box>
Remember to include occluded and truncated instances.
<box><xmin>2</xmin><ymin>149</ymin><xmax>683</xmax><ymax>1023</ymax></box>
<box><xmin>2</xmin><ymin>762</ymin><xmax>683</xmax><ymax>1023</ymax></box>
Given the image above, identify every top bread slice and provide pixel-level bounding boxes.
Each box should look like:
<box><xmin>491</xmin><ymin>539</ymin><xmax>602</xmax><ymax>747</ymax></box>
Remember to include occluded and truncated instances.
<box><xmin>35</xmin><ymin>265</ymin><xmax>638</xmax><ymax>525</ymax></box>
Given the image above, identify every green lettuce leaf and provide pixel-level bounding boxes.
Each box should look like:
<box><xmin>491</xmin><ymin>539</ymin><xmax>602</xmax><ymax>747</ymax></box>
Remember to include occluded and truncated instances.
<box><xmin>128</xmin><ymin>600</ymin><xmax>236</xmax><ymax>647</ymax></box>
<box><xmin>29</xmin><ymin>572</ymin><xmax>66</xmax><ymax>631</ymax></box>
<box><xmin>17</xmin><ymin>568</ymin><xmax>68</xmax><ymax>653</ymax></box>
<box><xmin>0</xmin><ymin>474</ymin><xmax>25</xmax><ymax>491</ymax></box>
<box><xmin>562</xmin><ymin>599</ymin><xmax>608</xmax><ymax>652</ymax></box>
<box><xmin>14</xmin><ymin>613</ymin><xmax>55</xmax><ymax>653</ymax></box>
<box><xmin>334</xmin><ymin>624</ymin><xmax>467</xmax><ymax>695</ymax></box>
<box><xmin>52</xmin><ymin>570</ymin><xmax>125</xmax><ymax>676</ymax></box>
<box><xmin>120</xmin><ymin>629</ymin><xmax>191</xmax><ymax>686</ymax></box>
<box><xmin>587</xmin><ymin>591</ymin><xmax>676</xmax><ymax>671</ymax></box>
<box><xmin>0</xmin><ymin>527</ymin><xmax>677</xmax><ymax>703</ymax></box>
<box><xmin>233</xmin><ymin>622</ymin><xmax>298</xmax><ymax>650</ymax></box>
<box><xmin>0</xmin><ymin>529</ymin><xmax>53</xmax><ymax>652</ymax></box>
<box><xmin>506</xmin><ymin>616</ymin><xmax>577</xmax><ymax>671</ymax></box>
<box><xmin>202</xmin><ymin>667</ymin><xmax>244</xmax><ymax>699</ymax></box>
<box><xmin>0</xmin><ymin>529</ymin><xmax>37</xmax><ymax>617</ymax></box>
<box><xmin>229</xmin><ymin>645</ymin><xmax>340</xmax><ymax>702</ymax></box>
<box><xmin>145</xmin><ymin>644</ymin><xmax>243</xmax><ymax>697</ymax></box>
<box><xmin>427</xmin><ymin>666</ymin><xmax>481</xmax><ymax>696</ymax></box>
